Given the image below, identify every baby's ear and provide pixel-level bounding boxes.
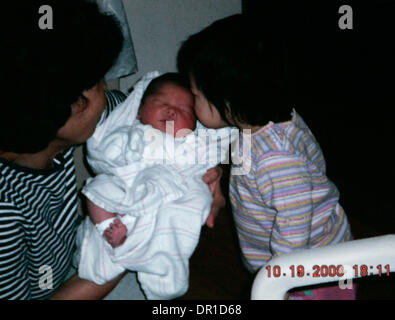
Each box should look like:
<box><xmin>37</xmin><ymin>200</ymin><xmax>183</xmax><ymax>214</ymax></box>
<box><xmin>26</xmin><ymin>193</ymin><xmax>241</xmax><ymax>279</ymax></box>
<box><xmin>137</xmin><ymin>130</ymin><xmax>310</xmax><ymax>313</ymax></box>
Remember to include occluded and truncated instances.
<box><xmin>137</xmin><ymin>104</ymin><xmax>144</xmax><ymax>119</ymax></box>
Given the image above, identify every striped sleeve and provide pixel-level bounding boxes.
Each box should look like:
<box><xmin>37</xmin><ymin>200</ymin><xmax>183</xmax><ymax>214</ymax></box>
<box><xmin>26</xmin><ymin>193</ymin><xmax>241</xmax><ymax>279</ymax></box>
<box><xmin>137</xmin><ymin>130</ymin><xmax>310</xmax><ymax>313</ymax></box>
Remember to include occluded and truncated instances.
<box><xmin>98</xmin><ymin>90</ymin><xmax>127</xmax><ymax>125</ymax></box>
<box><xmin>256</xmin><ymin>152</ymin><xmax>314</xmax><ymax>256</ymax></box>
<box><xmin>0</xmin><ymin>204</ymin><xmax>30</xmax><ymax>299</ymax></box>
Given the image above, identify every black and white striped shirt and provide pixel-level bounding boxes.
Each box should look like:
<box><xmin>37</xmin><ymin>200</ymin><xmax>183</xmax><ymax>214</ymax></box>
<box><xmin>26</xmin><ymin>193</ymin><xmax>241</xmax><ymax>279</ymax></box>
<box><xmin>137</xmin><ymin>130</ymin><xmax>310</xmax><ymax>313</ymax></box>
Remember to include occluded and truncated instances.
<box><xmin>0</xmin><ymin>90</ymin><xmax>126</xmax><ymax>299</ymax></box>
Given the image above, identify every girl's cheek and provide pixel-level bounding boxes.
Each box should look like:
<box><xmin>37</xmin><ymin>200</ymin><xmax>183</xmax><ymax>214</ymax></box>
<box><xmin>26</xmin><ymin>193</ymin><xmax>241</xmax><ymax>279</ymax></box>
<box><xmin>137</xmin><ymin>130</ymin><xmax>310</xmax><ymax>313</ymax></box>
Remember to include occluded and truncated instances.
<box><xmin>193</xmin><ymin>104</ymin><xmax>200</xmax><ymax>116</ymax></box>
<box><xmin>195</xmin><ymin>107</ymin><xmax>205</xmax><ymax>121</ymax></box>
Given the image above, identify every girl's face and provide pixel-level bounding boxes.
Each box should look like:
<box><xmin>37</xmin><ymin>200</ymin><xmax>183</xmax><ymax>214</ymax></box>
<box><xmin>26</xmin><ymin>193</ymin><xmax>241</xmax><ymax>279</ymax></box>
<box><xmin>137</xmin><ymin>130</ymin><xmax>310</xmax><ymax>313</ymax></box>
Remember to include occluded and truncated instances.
<box><xmin>190</xmin><ymin>77</ymin><xmax>228</xmax><ymax>129</ymax></box>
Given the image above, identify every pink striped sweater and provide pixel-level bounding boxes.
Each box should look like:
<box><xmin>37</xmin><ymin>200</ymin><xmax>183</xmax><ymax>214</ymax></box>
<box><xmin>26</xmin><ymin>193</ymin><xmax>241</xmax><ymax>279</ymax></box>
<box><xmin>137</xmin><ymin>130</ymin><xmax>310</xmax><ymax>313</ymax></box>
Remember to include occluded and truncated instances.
<box><xmin>229</xmin><ymin>110</ymin><xmax>352</xmax><ymax>272</ymax></box>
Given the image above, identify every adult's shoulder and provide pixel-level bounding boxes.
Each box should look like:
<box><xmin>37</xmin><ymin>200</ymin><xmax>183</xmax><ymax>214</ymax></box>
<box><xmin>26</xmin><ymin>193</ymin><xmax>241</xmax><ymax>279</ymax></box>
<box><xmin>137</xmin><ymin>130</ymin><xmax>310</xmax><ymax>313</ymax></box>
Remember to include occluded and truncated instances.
<box><xmin>106</xmin><ymin>90</ymin><xmax>127</xmax><ymax>110</ymax></box>
<box><xmin>98</xmin><ymin>90</ymin><xmax>128</xmax><ymax>125</ymax></box>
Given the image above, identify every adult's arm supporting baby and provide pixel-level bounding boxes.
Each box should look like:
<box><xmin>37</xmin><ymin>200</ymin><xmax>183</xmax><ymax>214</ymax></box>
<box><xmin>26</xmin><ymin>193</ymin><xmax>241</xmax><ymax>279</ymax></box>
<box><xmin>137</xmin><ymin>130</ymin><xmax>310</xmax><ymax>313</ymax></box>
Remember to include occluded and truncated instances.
<box><xmin>51</xmin><ymin>272</ymin><xmax>125</xmax><ymax>300</ymax></box>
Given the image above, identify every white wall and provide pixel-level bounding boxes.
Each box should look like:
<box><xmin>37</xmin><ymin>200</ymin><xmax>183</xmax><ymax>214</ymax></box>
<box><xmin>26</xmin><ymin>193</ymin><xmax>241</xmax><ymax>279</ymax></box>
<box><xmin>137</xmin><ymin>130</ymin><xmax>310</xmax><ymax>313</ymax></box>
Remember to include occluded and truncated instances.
<box><xmin>120</xmin><ymin>0</ymin><xmax>242</xmax><ymax>91</ymax></box>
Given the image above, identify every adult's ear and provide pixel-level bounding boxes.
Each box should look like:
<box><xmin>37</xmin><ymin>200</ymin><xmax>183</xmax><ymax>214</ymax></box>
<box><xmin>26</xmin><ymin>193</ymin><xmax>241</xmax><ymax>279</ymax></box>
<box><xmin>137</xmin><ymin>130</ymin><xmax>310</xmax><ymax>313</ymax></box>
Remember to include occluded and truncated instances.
<box><xmin>71</xmin><ymin>95</ymin><xmax>89</xmax><ymax>115</ymax></box>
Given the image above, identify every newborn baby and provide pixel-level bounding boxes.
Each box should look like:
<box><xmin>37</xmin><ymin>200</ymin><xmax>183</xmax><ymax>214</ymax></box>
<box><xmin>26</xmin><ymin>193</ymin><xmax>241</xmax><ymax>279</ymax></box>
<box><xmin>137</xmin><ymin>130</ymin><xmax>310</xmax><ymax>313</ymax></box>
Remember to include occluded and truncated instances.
<box><xmin>138</xmin><ymin>73</ymin><xmax>196</xmax><ymax>137</ymax></box>
<box><xmin>88</xmin><ymin>73</ymin><xmax>197</xmax><ymax>248</ymax></box>
<box><xmin>77</xmin><ymin>71</ymin><xmax>235</xmax><ymax>299</ymax></box>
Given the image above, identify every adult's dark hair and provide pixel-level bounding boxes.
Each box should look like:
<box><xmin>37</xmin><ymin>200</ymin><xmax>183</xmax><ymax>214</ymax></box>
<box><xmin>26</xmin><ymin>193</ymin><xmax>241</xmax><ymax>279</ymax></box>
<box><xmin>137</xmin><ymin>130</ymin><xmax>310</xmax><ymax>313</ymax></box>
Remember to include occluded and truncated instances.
<box><xmin>177</xmin><ymin>14</ymin><xmax>290</xmax><ymax>126</ymax></box>
<box><xmin>140</xmin><ymin>72</ymin><xmax>191</xmax><ymax>106</ymax></box>
<box><xmin>1</xmin><ymin>0</ymin><xmax>123</xmax><ymax>153</ymax></box>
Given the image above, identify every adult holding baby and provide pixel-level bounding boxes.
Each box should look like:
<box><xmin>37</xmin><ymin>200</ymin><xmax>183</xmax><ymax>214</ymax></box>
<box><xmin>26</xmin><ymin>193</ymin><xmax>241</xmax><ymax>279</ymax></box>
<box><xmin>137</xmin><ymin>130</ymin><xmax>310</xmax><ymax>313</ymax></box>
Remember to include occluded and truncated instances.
<box><xmin>0</xmin><ymin>1</ymin><xmax>223</xmax><ymax>300</ymax></box>
<box><xmin>77</xmin><ymin>72</ymin><xmax>235</xmax><ymax>300</ymax></box>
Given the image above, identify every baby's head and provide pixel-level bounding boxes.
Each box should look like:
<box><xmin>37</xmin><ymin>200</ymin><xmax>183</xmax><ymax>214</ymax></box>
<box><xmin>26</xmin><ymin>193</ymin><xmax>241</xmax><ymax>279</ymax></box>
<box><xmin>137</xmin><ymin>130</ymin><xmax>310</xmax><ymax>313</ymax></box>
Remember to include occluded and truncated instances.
<box><xmin>137</xmin><ymin>73</ymin><xmax>196</xmax><ymax>137</ymax></box>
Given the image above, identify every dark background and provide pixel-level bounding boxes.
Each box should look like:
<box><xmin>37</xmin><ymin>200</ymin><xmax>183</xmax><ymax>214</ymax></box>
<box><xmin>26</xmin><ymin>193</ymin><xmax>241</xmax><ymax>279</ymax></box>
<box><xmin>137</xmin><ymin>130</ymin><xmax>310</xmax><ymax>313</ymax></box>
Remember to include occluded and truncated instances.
<box><xmin>179</xmin><ymin>1</ymin><xmax>395</xmax><ymax>300</ymax></box>
<box><xmin>242</xmin><ymin>0</ymin><xmax>395</xmax><ymax>234</ymax></box>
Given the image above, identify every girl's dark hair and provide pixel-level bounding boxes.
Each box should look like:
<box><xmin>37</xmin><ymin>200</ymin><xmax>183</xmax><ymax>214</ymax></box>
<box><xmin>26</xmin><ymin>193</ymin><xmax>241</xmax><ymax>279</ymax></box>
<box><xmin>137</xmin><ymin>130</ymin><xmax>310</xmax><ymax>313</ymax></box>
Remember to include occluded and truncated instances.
<box><xmin>140</xmin><ymin>72</ymin><xmax>191</xmax><ymax>105</ymax></box>
<box><xmin>177</xmin><ymin>14</ymin><xmax>290</xmax><ymax>126</ymax></box>
<box><xmin>1</xmin><ymin>1</ymin><xmax>123</xmax><ymax>153</ymax></box>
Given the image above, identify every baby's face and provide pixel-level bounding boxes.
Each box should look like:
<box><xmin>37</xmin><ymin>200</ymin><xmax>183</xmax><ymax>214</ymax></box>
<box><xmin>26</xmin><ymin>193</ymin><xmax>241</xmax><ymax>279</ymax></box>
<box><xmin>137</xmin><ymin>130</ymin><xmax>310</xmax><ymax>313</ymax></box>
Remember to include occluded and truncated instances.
<box><xmin>138</xmin><ymin>83</ymin><xmax>196</xmax><ymax>137</ymax></box>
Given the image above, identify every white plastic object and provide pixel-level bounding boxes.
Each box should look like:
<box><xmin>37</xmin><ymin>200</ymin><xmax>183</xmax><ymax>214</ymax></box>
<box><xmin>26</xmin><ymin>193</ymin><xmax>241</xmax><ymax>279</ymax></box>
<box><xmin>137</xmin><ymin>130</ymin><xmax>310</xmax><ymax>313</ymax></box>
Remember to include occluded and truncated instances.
<box><xmin>251</xmin><ymin>234</ymin><xmax>395</xmax><ymax>300</ymax></box>
<box><xmin>96</xmin><ymin>0</ymin><xmax>137</xmax><ymax>80</ymax></box>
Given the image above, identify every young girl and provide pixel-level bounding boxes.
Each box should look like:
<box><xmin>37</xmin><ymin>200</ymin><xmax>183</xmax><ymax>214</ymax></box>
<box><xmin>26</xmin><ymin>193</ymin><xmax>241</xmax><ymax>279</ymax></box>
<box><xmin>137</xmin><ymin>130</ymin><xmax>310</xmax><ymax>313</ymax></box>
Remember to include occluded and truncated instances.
<box><xmin>177</xmin><ymin>14</ymin><xmax>355</xmax><ymax>300</ymax></box>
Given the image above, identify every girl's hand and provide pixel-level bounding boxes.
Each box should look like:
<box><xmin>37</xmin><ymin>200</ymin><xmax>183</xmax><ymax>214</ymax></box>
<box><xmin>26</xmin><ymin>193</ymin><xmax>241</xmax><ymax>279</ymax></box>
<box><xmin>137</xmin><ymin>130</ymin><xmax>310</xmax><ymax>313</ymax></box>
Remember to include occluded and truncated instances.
<box><xmin>202</xmin><ymin>166</ymin><xmax>226</xmax><ymax>228</ymax></box>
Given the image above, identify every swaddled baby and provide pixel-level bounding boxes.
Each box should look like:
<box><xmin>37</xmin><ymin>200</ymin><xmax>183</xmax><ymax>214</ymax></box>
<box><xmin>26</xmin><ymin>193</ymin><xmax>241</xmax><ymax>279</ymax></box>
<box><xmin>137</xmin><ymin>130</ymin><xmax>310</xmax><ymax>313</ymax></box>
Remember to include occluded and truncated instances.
<box><xmin>77</xmin><ymin>71</ymin><xmax>235</xmax><ymax>299</ymax></box>
<box><xmin>87</xmin><ymin>73</ymin><xmax>197</xmax><ymax>247</ymax></box>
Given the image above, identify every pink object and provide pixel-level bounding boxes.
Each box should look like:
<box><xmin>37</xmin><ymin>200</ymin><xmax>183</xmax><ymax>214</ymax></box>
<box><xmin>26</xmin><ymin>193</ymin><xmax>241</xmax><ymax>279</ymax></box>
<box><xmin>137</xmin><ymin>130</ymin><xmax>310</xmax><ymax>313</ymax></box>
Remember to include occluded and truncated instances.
<box><xmin>288</xmin><ymin>283</ymin><xmax>356</xmax><ymax>300</ymax></box>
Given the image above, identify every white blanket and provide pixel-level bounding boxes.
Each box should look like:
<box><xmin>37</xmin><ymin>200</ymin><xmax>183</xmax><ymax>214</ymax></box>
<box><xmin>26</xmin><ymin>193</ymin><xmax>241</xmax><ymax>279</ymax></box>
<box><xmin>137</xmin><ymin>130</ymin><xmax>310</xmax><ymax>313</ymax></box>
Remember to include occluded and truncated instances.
<box><xmin>77</xmin><ymin>71</ymin><xmax>235</xmax><ymax>299</ymax></box>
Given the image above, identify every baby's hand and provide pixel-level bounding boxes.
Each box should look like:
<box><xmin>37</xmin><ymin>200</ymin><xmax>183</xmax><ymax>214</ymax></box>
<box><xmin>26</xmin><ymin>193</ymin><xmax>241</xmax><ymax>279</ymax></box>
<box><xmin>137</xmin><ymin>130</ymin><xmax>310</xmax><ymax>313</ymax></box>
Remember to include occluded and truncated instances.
<box><xmin>103</xmin><ymin>219</ymin><xmax>127</xmax><ymax>248</ymax></box>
